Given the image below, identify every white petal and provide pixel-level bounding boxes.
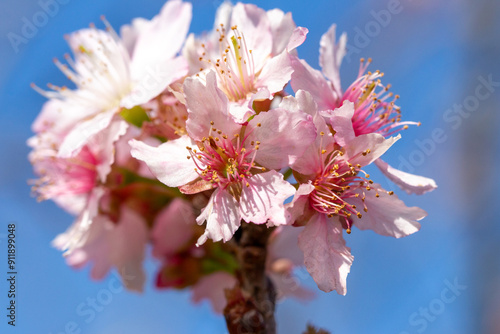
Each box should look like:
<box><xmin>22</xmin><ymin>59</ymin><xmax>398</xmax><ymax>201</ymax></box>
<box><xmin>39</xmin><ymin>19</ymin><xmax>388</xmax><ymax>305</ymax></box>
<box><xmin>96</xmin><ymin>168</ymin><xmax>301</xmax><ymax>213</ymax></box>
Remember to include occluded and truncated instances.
<box><xmin>88</xmin><ymin>117</ymin><xmax>128</xmax><ymax>183</ymax></box>
<box><xmin>196</xmin><ymin>189</ymin><xmax>241</xmax><ymax>246</ymax></box>
<box><xmin>129</xmin><ymin>136</ymin><xmax>199</xmax><ymax>187</ymax></box>
<box><xmin>130</xmin><ymin>0</ymin><xmax>192</xmax><ymax>74</ymax></box>
<box><xmin>58</xmin><ymin>108</ymin><xmax>117</xmax><ymax>158</ymax></box>
<box><xmin>124</xmin><ymin>56</ymin><xmax>188</xmax><ymax>108</ymax></box>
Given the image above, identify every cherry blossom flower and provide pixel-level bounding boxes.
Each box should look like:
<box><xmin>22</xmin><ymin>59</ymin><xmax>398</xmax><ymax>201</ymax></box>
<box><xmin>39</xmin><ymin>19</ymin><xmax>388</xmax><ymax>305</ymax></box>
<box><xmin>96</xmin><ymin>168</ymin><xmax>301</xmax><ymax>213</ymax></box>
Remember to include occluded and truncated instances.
<box><xmin>30</xmin><ymin>109</ymin><xmax>153</xmax><ymax>291</ymax></box>
<box><xmin>130</xmin><ymin>71</ymin><xmax>316</xmax><ymax>246</ymax></box>
<box><xmin>27</xmin><ymin>1</ymin><xmax>436</xmax><ymax>313</ymax></box>
<box><xmin>32</xmin><ymin>0</ymin><xmax>192</xmax><ymax>158</ymax></box>
<box><xmin>291</xmin><ymin>24</ymin><xmax>437</xmax><ymax>195</ymax></box>
<box><xmin>28</xmin><ymin>116</ymin><xmax>127</xmax><ymax>214</ymax></box>
<box><xmin>284</xmin><ymin>91</ymin><xmax>427</xmax><ymax>294</ymax></box>
<box><xmin>183</xmin><ymin>2</ymin><xmax>307</xmax><ymax>122</ymax></box>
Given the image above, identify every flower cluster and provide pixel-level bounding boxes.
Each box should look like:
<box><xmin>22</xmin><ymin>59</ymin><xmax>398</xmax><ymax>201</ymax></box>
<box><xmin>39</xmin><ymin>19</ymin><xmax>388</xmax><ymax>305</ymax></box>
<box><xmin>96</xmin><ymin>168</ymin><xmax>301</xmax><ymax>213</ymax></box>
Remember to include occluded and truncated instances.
<box><xmin>29</xmin><ymin>0</ymin><xmax>435</xmax><ymax>309</ymax></box>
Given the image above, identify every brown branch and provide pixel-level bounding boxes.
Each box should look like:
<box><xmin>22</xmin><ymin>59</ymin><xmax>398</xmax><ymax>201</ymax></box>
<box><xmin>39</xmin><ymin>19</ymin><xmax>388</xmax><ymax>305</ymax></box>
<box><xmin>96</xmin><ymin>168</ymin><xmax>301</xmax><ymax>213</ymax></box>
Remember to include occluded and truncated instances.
<box><xmin>303</xmin><ymin>324</ymin><xmax>331</xmax><ymax>334</ymax></box>
<box><xmin>224</xmin><ymin>223</ymin><xmax>276</xmax><ymax>334</ymax></box>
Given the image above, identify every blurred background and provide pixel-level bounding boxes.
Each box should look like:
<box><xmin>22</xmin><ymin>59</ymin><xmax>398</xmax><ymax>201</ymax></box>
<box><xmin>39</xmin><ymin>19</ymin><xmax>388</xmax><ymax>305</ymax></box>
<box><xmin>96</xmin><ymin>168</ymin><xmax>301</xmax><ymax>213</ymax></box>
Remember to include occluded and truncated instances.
<box><xmin>0</xmin><ymin>0</ymin><xmax>498</xmax><ymax>333</ymax></box>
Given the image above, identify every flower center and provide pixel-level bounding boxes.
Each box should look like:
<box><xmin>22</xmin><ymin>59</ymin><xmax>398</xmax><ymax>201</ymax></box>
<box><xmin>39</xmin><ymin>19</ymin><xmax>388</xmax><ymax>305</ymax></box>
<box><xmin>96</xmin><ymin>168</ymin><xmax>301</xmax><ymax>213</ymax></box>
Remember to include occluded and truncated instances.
<box><xmin>186</xmin><ymin>122</ymin><xmax>264</xmax><ymax>196</ymax></box>
<box><xmin>198</xmin><ymin>25</ymin><xmax>257</xmax><ymax>102</ymax></box>
<box><xmin>308</xmin><ymin>132</ymin><xmax>388</xmax><ymax>233</ymax></box>
<box><xmin>30</xmin><ymin>145</ymin><xmax>98</xmax><ymax>201</ymax></box>
<box><xmin>31</xmin><ymin>17</ymin><xmax>132</xmax><ymax>112</ymax></box>
<box><xmin>341</xmin><ymin>58</ymin><xmax>420</xmax><ymax>137</ymax></box>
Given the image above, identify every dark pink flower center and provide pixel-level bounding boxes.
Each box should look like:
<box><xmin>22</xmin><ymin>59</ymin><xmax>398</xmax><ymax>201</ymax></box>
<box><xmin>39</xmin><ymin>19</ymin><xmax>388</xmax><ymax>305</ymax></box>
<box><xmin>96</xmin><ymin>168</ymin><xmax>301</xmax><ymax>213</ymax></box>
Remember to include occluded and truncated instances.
<box><xmin>31</xmin><ymin>146</ymin><xmax>98</xmax><ymax>201</ymax></box>
<box><xmin>308</xmin><ymin>133</ymin><xmax>392</xmax><ymax>233</ymax></box>
<box><xmin>186</xmin><ymin>123</ymin><xmax>264</xmax><ymax>194</ymax></box>
<box><xmin>341</xmin><ymin>58</ymin><xmax>419</xmax><ymax>137</ymax></box>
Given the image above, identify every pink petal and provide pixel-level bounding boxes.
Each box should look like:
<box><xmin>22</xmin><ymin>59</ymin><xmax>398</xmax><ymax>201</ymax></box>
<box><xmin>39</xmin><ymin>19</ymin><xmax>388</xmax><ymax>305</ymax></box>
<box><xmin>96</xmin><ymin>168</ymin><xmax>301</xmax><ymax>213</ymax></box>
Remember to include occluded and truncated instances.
<box><xmin>287</xmin><ymin>27</ymin><xmax>309</xmax><ymax>52</ymax></box>
<box><xmin>103</xmin><ymin>207</ymin><xmax>148</xmax><ymax>292</ymax></box>
<box><xmin>291</xmin><ymin>58</ymin><xmax>338</xmax><ymax>111</ymax></box>
<box><xmin>228</xmin><ymin>87</ymin><xmax>270</xmax><ymax>123</ymax></box>
<box><xmin>293</xmin><ymin>89</ymin><xmax>324</xmax><ymax>117</ymax></box>
<box><xmin>323</xmin><ymin>100</ymin><xmax>355</xmax><ymax>147</ymax></box>
<box><xmin>268</xmin><ymin>225</ymin><xmax>305</xmax><ymax>267</ymax></box>
<box><xmin>152</xmin><ymin>199</ymin><xmax>195</xmax><ymax>258</ymax></box>
<box><xmin>374</xmin><ymin>159</ymin><xmax>438</xmax><ymax>195</ymax></box>
<box><xmin>286</xmin><ymin>183</ymin><xmax>315</xmax><ymax>225</ymax></box>
<box><xmin>240</xmin><ymin>170</ymin><xmax>296</xmax><ymax>226</ymax></box>
<box><xmin>130</xmin><ymin>0</ymin><xmax>191</xmax><ymax>74</ymax></box>
<box><xmin>228</xmin><ymin>99</ymin><xmax>257</xmax><ymax>124</ymax></box>
<box><xmin>266</xmin><ymin>9</ymin><xmax>295</xmax><ymax>55</ymax></box>
<box><xmin>191</xmin><ymin>271</ymin><xmax>237</xmax><ymax>313</ymax></box>
<box><xmin>345</xmin><ymin>133</ymin><xmax>400</xmax><ymax>167</ymax></box>
<box><xmin>184</xmin><ymin>71</ymin><xmax>241</xmax><ymax>140</ymax></box>
<box><xmin>196</xmin><ymin>189</ymin><xmax>241</xmax><ymax>246</ymax></box>
<box><xmin>129</xmin><ymin>136</ymin><xmax>199</xmax><ymax>187</ymax></box>
<box><xmin>52</xmin><ymin>188</ymin><xmax>154</xmax><ymax>291</ymax></box>
<box><xmin>298</xmin><ymin>213</ymin><xmax>353</xmax><ymax>294</ymax></box>
<box><xmin>256</xmin><ymin>50</ymin><xmax>293</xmax><ymax>95</ymax></box>
<box><xmin>58</xmin><ymin>108</ymin><xmax>117</xmax><ymax>158</ymax></box>
<box><xmin>73</xmin><ymin>207</ymin><xmax>148</xmax><ymax>292</ymax></box>
<box><xmin>319</xmin><ymin>24</ymin><xmax>347</xmax><ymax>96</ymax></box>
<box><xmin>348</xmin><ymin>183</ymin><xmax>427</xmax><ymax>238</ymax></box>
<box><xmin>246</xmin><ymin>108</ymin><xmax>316</xmax><ymax>170</ymax></box>
<box><xmin>283</xmin><ymin>91</ymin><xmax>334</xmax><ymax>176</ymax></box>
<box><xmin>268</xmin><ymin>226</ymin><xmax>315</xmax><ymax>300</ymax></box>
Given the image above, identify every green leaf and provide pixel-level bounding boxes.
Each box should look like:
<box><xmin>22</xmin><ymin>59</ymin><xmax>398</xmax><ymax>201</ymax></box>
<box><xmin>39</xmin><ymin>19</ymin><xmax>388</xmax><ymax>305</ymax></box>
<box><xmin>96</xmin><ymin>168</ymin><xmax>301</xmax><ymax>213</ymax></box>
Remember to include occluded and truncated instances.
<box><xmin>120</xmin><ymin>106</ymin><xmax>150</xmax><ymax>128</ymax></box>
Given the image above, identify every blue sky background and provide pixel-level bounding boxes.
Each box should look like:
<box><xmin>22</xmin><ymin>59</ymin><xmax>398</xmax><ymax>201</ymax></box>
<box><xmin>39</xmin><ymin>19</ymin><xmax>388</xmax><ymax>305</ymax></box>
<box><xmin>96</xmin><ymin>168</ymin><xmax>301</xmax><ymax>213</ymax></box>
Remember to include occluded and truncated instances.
<box><xmin>0</xmin><ymin>0</ymin><xmax>498</xmax><ymax>333</ymax></box>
